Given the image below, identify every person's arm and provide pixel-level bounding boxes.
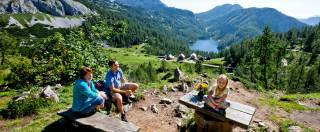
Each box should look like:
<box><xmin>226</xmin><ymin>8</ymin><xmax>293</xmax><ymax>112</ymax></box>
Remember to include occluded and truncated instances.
<box><xmin>119</xmin><ymin>69</ymin><xmax>126</xmax><ymax>83</ymax></box>
<box><xmin>79</xmin><ymin>81</ymin><xmax>98</xmax><ymax>98</ymax></box>
<box><xmin>109</xmin><ymin>84</ymin><xmax>132</xmax><ymax>96</ymax></box>
<box><xmin>106</xmin><ymin>73</ymin><xmax>131</xmax><ymax>96</ymax></box>
<box><xmin>91</xmin><ymin>81</ymin><xmax>98</xmax><ymax>93</ymax></box>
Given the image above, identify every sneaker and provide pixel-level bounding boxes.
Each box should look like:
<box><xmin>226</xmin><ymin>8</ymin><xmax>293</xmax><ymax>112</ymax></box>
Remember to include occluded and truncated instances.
<box><xmin>129</xmin><ymin>95</ymin><xmax>136</xmax><ymax>100</ymax></box>
<box><xmin>121</xmin><ymin>113</ymin><xmax>128</xmax><ymax>122</ymax></box>
<box><xmin>123</xmin><ymin>97</ymin><xmax>132</xmax><ymax>104</ymax></box>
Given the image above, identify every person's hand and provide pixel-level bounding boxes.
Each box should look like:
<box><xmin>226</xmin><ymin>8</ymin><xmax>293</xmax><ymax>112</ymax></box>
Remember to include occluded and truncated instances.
<box><xmin>98</xmin><ymin>91</ymin><xmax>107</xmax><ymax>99</ymax></box>
<box><xmin>124</xmin><ymin>90</ymin><xmax>132</xmax><ymax>97</ymax></box>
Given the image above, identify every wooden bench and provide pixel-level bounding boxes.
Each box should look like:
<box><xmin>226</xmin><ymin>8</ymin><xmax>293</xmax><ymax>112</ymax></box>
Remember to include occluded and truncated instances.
<box><xmin>179</xmin><ymin>90</ymin><xmax>256</xmax><ymax>131</ymax></box>
<box><xmin>57</xmin><ymin>108</ymin><xmax>140</xmax><ymax>132</ymax></box>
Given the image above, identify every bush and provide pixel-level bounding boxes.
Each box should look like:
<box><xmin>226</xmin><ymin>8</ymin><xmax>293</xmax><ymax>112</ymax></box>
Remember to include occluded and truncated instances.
<box><xmin>2</xmin><ymin>97</ymin><xmax>49</xmax><ymax>119</ymax></box>
<box><xmin>6</xmin><ymin>56</ymin><xmax>35</xmax><ymax>89</ymax></box>
<box><xmin>129</xmin><ymin>62</ymin><xmax>158</xmax><ymax>83</ymax></box>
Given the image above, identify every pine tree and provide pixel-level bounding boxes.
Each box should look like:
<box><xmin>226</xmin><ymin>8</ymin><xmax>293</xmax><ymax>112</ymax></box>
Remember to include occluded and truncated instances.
<box><xmin>256</xmin><ymin>26</ymin><xmax>274</xmax><ymax>89</ymax></box>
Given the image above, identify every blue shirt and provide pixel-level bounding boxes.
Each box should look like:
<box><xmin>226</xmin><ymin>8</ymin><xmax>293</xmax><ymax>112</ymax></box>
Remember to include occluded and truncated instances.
<box><xmin>72</xmin><ymin>79</ymin><xmax>98</xmax><ymax>112</ymax></box>
<box><xmin>104</xmin><ymin>68</ymin><xmax>123</xmax><ymax>94</ymax></box>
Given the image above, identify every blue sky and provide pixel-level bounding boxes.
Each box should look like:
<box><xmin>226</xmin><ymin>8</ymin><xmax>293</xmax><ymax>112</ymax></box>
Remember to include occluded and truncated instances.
<box><xmin>160</xmin><ymin>0</ymin><xmax>320</xmax><ymax>18</ymax></box>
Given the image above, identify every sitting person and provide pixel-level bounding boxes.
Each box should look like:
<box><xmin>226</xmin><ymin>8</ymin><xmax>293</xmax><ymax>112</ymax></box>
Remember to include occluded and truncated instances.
<box><xmin>204</xmin><ymin>74</ymin><xmax>230</xmax><ymax>113</ymax></box>
<box><xmin>72</xmin><ymin>67</ymin><xmax>107</xmax><ymax>115</ymax></box>
<box><xmin>104</xmin><ymin>60</ymin><xmax>139</xmax><ymax>122</ymax></box>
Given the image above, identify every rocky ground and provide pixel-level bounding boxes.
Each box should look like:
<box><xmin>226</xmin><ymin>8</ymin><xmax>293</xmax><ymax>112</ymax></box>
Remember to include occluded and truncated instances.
<box><xmin>119</xmin><ymin>80</ymin><xmax>320</xmax><ymax>132</ymax></box>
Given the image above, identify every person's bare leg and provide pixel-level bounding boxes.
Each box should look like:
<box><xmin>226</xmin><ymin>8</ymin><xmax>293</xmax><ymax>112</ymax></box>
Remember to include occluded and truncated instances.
<box><xmin>205</xmin><ymin>98</ymin><xmax>219</xmax><ymax>110</ymax></box>
<box><xmin>127</xmin><ymin>83</ymin><xmax>138</xmax><ymax>93</ymax></box>
<box><xmin>114</xmin><ymin>93</ymin><xmax>124</xmax><ymax>114</ymax></box>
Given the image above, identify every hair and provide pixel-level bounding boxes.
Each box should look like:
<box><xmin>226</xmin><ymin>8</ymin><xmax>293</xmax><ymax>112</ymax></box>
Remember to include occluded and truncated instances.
<box><xmin>216</xmin><ymin>74</ymin><xmax>228</xmax><ymax>90</ymax></box>
<box><xmin>79</xmin><ymin>67</ymin><xmax>92</xmax><ymax>79</ymax></box>
<box><xmin>108</xmin><ymin>60</ymin><xmax>116</xmax><ymax>67</ymax></box>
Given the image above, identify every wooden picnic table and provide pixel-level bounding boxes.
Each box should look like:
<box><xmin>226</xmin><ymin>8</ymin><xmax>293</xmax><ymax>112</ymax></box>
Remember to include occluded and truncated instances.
<box><xmin>179</xmin><ymin>90</ymin><xmax>256</xmax><ymax>131</ymax></box>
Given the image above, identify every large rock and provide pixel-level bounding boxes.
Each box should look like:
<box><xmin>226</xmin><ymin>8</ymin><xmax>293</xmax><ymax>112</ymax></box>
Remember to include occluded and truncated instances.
<box><xmin>174</xmin><ymin>67</ymin><xmax>183</xmax><ymax>81</ymax></box>
<box><xmin>161</xmin><ymin>85</ymin><xmax>168</xmax><ymax>94</ymax></box>
<box><xmin>160</xmin><ymin>98</ymin><xmax>173</xmax><ymax>104</ymax></box>
<box><xmin>175</xmin><ymin>104</ymin><xmax>190</xmax><ymax>117</ymax></box>
<box><xmin>166</xmin><ymin>54</ymin><xmax>175</xmax><ymax>60</ymax></box>
<box><xmin>176</xmin><ymin>83</ymin><xmax>189</xmax><ymax>92</ymax></box>
<box><xmin>190</xmin><ymin>53</ymin><xmax>198</xmax><ymax>61</ymax></box>
<box><xmin>150</xmin><ymin>104</ymin><xmax>159</xmax><ymax>113</ymax></box>
<box><xmin>13</xmin><ymin>91</ymin><xmax>30</xmax><ymax>102</ymax></box>
<box><xmin>41</xmin><ymin>86</ymin><xmax>59</xmax><ymax>102</ymax></box>
<box><xmin>177</xmin><ymin>54</ymin><xmax>185</xmax><ymax>61</ymax></box>
<box><xmin>0</xmin><ymin>0</ymin><xmax>94</xmax><ymax>16</ymax></box>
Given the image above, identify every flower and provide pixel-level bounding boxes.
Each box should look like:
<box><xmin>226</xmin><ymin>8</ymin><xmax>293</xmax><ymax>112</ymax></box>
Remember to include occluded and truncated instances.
<box><xmin>194</xmin><ymin>82</ymin><xmax>208</xmax><ymax>91</ymax></box>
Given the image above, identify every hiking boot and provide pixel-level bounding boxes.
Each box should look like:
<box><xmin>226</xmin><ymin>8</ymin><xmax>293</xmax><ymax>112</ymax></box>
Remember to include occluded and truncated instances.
<box><xmin>129</xmin><ymin>94</ymin><xmax>136</xmax><ymax>100</ymax></box>
<box><xmin>121</xmin><ymin>113</ymin><xmax>128</xmax><ymax>122</ymax></box>
<box><xmin>123</xmin><ymin>97</ymin><xmax>132</xmax><ymax>104</ymax></box>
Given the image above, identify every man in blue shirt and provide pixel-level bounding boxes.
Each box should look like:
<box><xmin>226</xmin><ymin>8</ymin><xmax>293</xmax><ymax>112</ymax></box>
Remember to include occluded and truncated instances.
<box><xmin>104</xmin><ymin>60</ymin><xmax>138</xmax><ymax>122</ymax></box>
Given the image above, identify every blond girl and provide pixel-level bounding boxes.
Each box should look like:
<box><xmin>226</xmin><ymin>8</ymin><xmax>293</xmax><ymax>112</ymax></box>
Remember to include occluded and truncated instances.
<box><xmin>204</xmin><ymin>74</ymin><xmax>230</xmax><ymax>111</ymax></box>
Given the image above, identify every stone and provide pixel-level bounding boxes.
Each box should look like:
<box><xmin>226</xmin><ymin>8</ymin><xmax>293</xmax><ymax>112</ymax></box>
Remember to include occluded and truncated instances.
<box><xmin>288</xmin><ymin>126</ymin><xmax>302</xmax><ymax>132</ymax></box>
<box><xmin>14</xmin><ymin>91</ymin><xmax>30</xmax><ymax>102</ymax></box>
<box><xmin>176</xmin><ymin>118</ymin><xmax>182</xmax><ymax>128</ymax></box>
<box><xmin>174</xmin><ymin>68</ymin><xmax>183</xmax><ymax>81</ymax></box>
<box><xmin>176</xmin><ymin>83</ymin><xmax>189</xmax><ymax>92</ymax></box>
<box><xmin>177</xmin><ymin>54</ymin><xmax>185</xmax><ymax>61</ymax></box>
<box><xmin>175</xmin><ymin>104</ymin><xmax>190</xmax><ymax>117</ymax></box>
<box><xmin>171</xmin><ymin>86</ymin><xmax>178</xmax><ymax>92</ymax></box>
<box><xmin>160</xmin><ymin>98</ymin><xmax>173</xmax><ymax>104</ymax></box>
<box><xmin>200</xmin><ymin>73</ymin><xmax>208</xmax><ymax>78</ymax></box>
<box><xmin>253</xmin><ymin>119</ymin><xmax>262</xmax><ymax>123</ymax></box>
<box><xmin>42</xmin><ymin>86</ymin><xmax>59</xmax><ymax>102</ymax></box>
<box><xmin>190</xmin><ymin>53</ymin><xmax>198</xmax><ymax>61</ymax></box>
<box><xmin>166</xmin><ymin>54</ymin><xmax>175</xmax><ymax>60</ymax></box>
<box><xmin>182</xmin><ymin>83</ymin><xmax>189</xmax><ymax>93</ymax></box>
<box><xmin>162</xmin><ymin>85</ymin><xmax>168</xmax><ymax>94</ymax></box>
<box><xmin>151</xmin><ymin>104</ymin><xmax>159</xmax><ymax>113</ymax></box>
<box><xmin>258</xmin><ymin>122</ymin><xmax>266</xmax><ymax>127</ymax></box>
<box><xmin>140</xmin><ymin>107</ymin><xmax>147</xmax><ymax>111</ymax></box>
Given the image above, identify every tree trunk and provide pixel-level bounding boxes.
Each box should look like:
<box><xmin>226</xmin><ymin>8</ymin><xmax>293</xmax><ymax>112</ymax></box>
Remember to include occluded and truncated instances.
<box><xmin>1</xmin><ymin>51</ymin><xmax>4</xmax><ymax>65</ymax></box>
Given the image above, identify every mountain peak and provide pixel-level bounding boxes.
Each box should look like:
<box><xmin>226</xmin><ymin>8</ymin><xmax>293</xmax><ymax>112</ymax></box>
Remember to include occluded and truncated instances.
<box><xmin>299</xmin><ymin>16</ymin><xmax>320</xmax><ymax>26</ymax></box>
<box><xmin>196</xmin><ymin>4</ymin><xmax>243</xmax><ymax>22</ymax></box>
<box><xmin>0</xmin><ymin>0</ymin><xmax>94</xmax><ymax>16</ymax></box>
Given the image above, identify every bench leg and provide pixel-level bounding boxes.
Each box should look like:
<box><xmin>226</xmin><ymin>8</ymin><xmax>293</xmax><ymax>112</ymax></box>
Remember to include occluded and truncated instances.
<box><xmin>195</xmin><ymin>111</ymin><xmax>233</xmax><ymax>132</ymax></box>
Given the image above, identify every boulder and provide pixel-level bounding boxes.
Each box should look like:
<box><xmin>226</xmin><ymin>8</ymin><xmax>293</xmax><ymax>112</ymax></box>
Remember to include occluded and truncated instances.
<box><xmin>200</xmin><ymin>73</ymin><xmax>208</xmax><ymax>78</ymax></box>
<box><xmin>190</xmin><ymin>53</ymin><xmax>197</xmax><ymax>61</ymax></box>
<box><xmin>175</xmin><ymin>104</ymin><xmax>190</xmax><ymax>117</ymax></box>
<box><xmin>170</xmin><ymin>86</ymin><xmax>178</xmax><ymax>92</ymax></box>
<box><xmin>176</xmin><ymin>82</ymin><xmax>189</xmax><ymax>92</ymax></box>
<box><xmin>258</xmin><ymin>122</ymin><xmax>266</xmax><ymax>127</ymax></box>
<box><xmin>177</xmin><ymin>54</ymin><xmax>185</xmax><ymax>61</ymax></box>
<box><xmin>139</xmin><ymin>107</ymin><xmax>147</xmax><ymax>111</ymax></box>
<box><xmin>174</xmin><ymin>67</ymin><xmax>183</xmax><ymax>81</ymax></box>
<box><xmin>162</xmin><ymin>85</ymin><xmax>168</xmax><ymax>94</ymax></box>
<box><xmin>13</xmin><ymin>91</ymin><xmax>30</xmax><ymax>102</ymax></box>
<box><xmin>42</xmin><ymin>86</ymin><xmax>59</xmax><ymax>102</ymax></box>
<box><xmin>160</xmin><ymin>98</ymin><xmax>173</xmax><ymax>104</ymax></box>
<box><xmin>151</xmin><ymin>104</ymin><xmax>159</xmax><ymax>113</ymax></box>
<box><xmin>166</xmin><ymin>54</ymin><xmax>175</xmax><ymax>60</ymax></box>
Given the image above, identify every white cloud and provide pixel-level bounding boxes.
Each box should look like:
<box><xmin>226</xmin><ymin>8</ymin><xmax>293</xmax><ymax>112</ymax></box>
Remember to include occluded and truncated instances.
<box><xmin>160</xmin><ymin>0</ymin><xmax>320</xmax><ymax>18</ymax></box>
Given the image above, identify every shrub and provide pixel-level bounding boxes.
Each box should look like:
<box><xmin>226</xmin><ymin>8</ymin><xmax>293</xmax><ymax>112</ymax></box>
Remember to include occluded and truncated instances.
<box><xmin>3</xmin><ymin>96</ymin><xmax>49</xmax><ymax>119</ymax></box>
